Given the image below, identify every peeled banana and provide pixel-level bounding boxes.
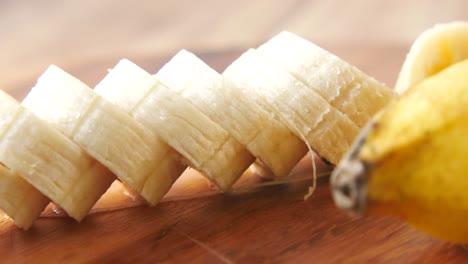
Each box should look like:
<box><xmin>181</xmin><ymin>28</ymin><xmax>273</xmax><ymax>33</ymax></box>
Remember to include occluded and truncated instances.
<box><xmin>0</xmin><ymin>164</ymin><xmax>49</xmax><ymax>229</ymax></box>
<box><xmin>95</xmin><ymin>59</ymin><xmax>254</xmax><ymax>191</ymax></box>
<box><xmin>258</xmin><ymin>31</ymin><xmax>395</xmax><ymax>128</ymax></box>
<box><xmin>0</xmin><ymin>90</ymin><xmax>112</xmax><ymax>222</ymax></box>
<box><xmin>224</xmin><ymin>48</ymin><xmax>361</xmax><ymax>165</ymax></box>
<box><xmin>0</xmin><ymin>31</ymin><xmax>394</xmax><ymax>229</ymax></box>
<box><xmin>154</xmin><ymin>50</ymin><xmax>299</xmax><ymax>179</ymax></box>
<box><xmin>23</xmin><ymin>66</ymin><xmax>176</xmax><ymax>206</ymax></box>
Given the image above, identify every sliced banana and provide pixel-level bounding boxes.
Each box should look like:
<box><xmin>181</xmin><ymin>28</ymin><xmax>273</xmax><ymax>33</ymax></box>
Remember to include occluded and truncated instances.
<box><xmin>156</xmin><ymin>50</ymin><xmax>308</xmax><ymax>178</ymax></box>
<box><xmin>0</xmin><ymin>164</ymin><xmax>49</xmax><ymax>229</ymax></box>
<box><xmin>0</xmin><ymin>90</ymin><xmax>112</xmax><ymax>222</ymax></box>
<box><xmin>155</xmin><ymin>52</ymin><xmax>256</xmax><ymax>185</ymax></box>
<box><xmin>258</xmin><ymin>31</ymin><xmax>395</xmax><ymax>128</ymax></box>
<box><xmin>223</xmin><ymin>49</ymin><xmax>360</xmax><ymax>164</ymax></box>
<box><xmin>0</xmin><ymin>30</ymin><xmax>396</xmax><ymax>229</ymax></box>
<box><xmin>153</xmin><ymin>50</ymin><xmax>233</xmax><ymax>134</ymax></box>
<box><xmin>95</xmin><ymin>60</ymin><xmax>252</xmax><ymax>190</ymax></box>
<box><xmin>23</xmin><ymin>66</ymin><xmax>172</xmax><ymax>206</ymax></box>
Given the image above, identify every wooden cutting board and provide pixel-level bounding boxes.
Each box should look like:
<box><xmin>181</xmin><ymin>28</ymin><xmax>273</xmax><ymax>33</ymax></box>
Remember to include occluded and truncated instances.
<box><xmin>1</xmin><ymin>47</ymin><xmax>467</xmax><ymax>263</ymax></box>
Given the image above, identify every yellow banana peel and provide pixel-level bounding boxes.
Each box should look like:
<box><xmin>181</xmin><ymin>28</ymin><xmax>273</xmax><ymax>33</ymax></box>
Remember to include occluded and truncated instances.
<box><xmin>331</xmin><ymin>57</ymin><xmax>468</xmax><ymax>244</ymax></box>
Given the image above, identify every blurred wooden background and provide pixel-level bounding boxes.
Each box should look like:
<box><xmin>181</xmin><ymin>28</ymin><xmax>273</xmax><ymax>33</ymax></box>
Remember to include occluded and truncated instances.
<box><xmin>1</xmin><ymin>1</ymin><xmax>468</xmax><ymax>263</ymax></box>
<box><xmin>1</xmin><ymin>0</ymin><xmax>468</xmax><ymax>97</ymax></box>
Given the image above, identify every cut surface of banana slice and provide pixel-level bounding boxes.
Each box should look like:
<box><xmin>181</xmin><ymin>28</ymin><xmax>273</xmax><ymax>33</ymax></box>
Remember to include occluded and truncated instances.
<box><xmin>95</xmin><ymin>60</ymin><xmax>252</xmax><ymax>190</ymax></box>
<box><xmin>154</xmin><ymin>50</ymin><xmax>307</xmax><ymax>178</ymax></box>
<box><xmin>395</xmin><ymin>21</ymin><xmax>468</xmax><ymax>94</ymax></box>
<box><xmin>155</xmin><ymin>50</ymin><xmax>256</xmax><ymax>182</ymax></box>
<box><xmin>0</xmin><ymin>90</ymin><xmax>112</xmax><ymax>222</ymax></box>
<box><xmin>258</xmin><ymin>31</ymin><xmax>395</xmax><ymax>128</ymax></box>
<box><xmin>93</xmin><ymin>61</ymin><xmax>187</xmax><ymax>199</ymax></box>
<box><xmin>23</xmin><ymin>66</ymin><xmax>172</xmax><ymax>205</ymax></box>
<box><xmin>223</xmin><ymin>49</ymin><xmax>359</xmax><ymax>164</ymax></box>
<box><xmin>0</xmin><ymin>164</ymin><xmax>49</xmax><ymax>229</ymax></box>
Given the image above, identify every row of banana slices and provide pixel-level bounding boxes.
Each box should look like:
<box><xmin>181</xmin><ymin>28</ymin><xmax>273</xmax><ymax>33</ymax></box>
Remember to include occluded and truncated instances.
<box><xmin>0</xmin><ymin>32</ymin><xmax>395</xmax><ymax>229</ymax></box>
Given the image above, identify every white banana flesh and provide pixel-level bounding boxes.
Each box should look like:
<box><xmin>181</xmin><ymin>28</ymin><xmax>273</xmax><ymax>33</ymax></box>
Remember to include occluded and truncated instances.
<box><xmin>223</xmin><ymin>49</ymin><xmax>360</xmax><ymax>164</ymax></box>
<box><xmin>155</xmin><ymin>50</ymin><xmax>256</xmax><ymax>182</ymax></box>
<box><xmin>0</xmin><ymin>90</ymin><xmax>111</xmax><ymax>222</ymax></box>
<box><xmin>155</xmin><ymin>50</ymin><xmax>308</xmax><ymax>178</ymax></box>
<box><xmin>95</xmin><ymin>60</ymin><xmax>253</xmax><ymax>190</ymax></box>
<box><xmin>23</xmin><ymin>66</ymin><xmax>172</xmax><ymax>206</ymax></box>
<box><xmin>93</xmin><ymin>62</ymin><xmax>187</xmax><ymax>201</ymax></box>
<box><xmin>0</xmin><ymin>164</ymin><xmax>49</xmax><ymax>229</ymax></box>
<box><xmin>257</xmin><ymin>31</ymin><xmax>395</xmax><ymax>128</ymax></box>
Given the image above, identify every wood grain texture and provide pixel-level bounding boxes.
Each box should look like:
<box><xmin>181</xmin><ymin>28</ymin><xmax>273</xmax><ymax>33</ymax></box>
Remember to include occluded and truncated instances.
<box><xmin>1</xmin><ymin>1</ymin><xmax>468</xmax><ymax>263</ymax></box>
<box><xmin>1</xmin><ymin>177</ymin><xmax>467</xmax><ymax>263</ymax></box>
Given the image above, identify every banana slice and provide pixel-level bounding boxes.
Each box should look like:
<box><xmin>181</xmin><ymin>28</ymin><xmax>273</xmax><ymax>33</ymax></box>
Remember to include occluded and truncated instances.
<box><xmin>0</xmin><ymin>90</ymin><xmax>112</xmax><ymax>222</ymax></box>
<box><xmin>395</xmin><ymin>21</ymin><xmax>468</xmax><ymax>94</ymax></box>
<box><xmin>155</xmin><ymin>50</ymin><xmax>256</xmax><ymax>181</ymax></box>
<box><xmin>23</xmin><ymin>66</ymin><xmax>173</xmax><ymax>205</ymax></box>
<box><xmin>0</xmin><ymin>164</ymin><xmax>49</xmax><ymax>229</ymax></box>
<box><xmin>95</xmin><ymin>60</ymin><xmax>251</xmax><ymax>190</ymax></box>
<box><xmin>90</xmin><ymin>63</ymin><xmax>187</xmax><ymax>202</ymax></box>
<box><xmin>154</xmin><ymin>50</ymin><xmax>307</xmax><ymax>178</ymax></box>
<box><xmin>258</xmin><ymin>31</ymin><xmax>395</xmax><ymax>127</ymax></box>
<box><xmin>223</xmin><ymin>49</ymin><xmax>359</xmax><ymax>164</ymax></box>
